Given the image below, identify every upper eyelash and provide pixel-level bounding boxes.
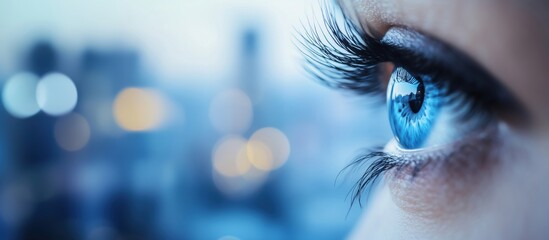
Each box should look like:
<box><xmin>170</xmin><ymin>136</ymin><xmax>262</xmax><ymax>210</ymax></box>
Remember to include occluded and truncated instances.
<box><xmin>296</xmin><ymin>6</ymin><xmax>489</xmax><ymax>122</ymax></box>
<box><xmin>296</xmin><ymin>2</ymin><xmax>527</xmax><ymax>125</ymax></box>
<box><xmin>295</xmin><ymin>2</ymin><xmax>386</xmax><ymax>95</ymax></box>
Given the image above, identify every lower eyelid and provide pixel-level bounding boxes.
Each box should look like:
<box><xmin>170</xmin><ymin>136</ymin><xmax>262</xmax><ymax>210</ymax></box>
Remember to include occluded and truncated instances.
<box><xmin>383</xmin><ymin>124</ymin><xmax>501</xmax><ymax>220</ymax></box>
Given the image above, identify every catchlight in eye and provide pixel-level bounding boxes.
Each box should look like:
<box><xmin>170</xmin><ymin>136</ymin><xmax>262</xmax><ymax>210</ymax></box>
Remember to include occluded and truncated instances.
<box><xmin>387</xmin><ymin>68</ymin><xmax>440</xmax><ymax>149</ymax></box>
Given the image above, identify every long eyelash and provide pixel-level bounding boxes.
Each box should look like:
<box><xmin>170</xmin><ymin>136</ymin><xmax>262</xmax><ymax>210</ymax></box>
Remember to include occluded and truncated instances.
<box><xmin>339</xmin><ymin>150</ymin><xmax>427</xmax><ymax>209</ymax></box>
<box><xmin>341</xmin><ymin>150</ymin><xmax>398</xmax><ymax>208</ymax></box>
<box><xmin>295</xmin><ymin>1</ymin><xmax>386</xmax><ymax>95</ymax></box>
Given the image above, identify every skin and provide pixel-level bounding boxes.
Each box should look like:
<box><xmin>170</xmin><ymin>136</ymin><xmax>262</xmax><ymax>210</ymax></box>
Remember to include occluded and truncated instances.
<box><xmin>337</xmin><ymin>0</ymin><xmax>549</xmax><ymax>239</ymax></box>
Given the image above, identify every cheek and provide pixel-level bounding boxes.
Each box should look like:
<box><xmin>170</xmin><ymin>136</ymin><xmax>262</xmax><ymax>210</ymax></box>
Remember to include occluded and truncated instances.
<box><xmin>386</xmin><ymin>158</ymin><xmax>493</xmax><ymax>222</ymax></box>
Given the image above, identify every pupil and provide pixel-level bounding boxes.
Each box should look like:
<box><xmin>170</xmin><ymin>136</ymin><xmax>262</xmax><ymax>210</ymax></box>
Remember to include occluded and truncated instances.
<box><xmin>408</xmin><ymin>81</ymin><xmax>424</xmax><ymax>113</ymax></box>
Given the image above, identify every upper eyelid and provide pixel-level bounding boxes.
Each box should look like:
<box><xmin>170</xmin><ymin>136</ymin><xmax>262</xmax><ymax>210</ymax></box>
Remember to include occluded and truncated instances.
<box><xmin>380</xmin><ymin>27</ymin><xmax>484</xmax><ymax>76</ymax></box>
<box><xmin>379</xmin><ymin>27</ymin><xmax>529</xmax><ymax>123</ymax></box>
<box><xmin>298</xmin><ymin>3</ymin><xmax>528</xmax><ymax>125</ymax></box>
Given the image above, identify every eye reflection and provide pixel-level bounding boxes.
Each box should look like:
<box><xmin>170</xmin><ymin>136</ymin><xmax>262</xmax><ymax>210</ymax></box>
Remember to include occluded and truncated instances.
<box><xmin>408</xmin><ymin>81</ymin><xmax>424</xmax><ymax>113</ymax></box>
<box><xmin>387</xmin><ymin>68</ymin><xmax>440</xmax><ymax>149</ymax></box>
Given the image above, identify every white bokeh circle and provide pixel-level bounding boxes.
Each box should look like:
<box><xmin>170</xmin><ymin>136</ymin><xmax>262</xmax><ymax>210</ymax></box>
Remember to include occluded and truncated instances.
<box><xmin>36</xmin><ymin>72</ymin><xmax>78</xmax><ymax>116</ymax></box>
<box><xmin>2</xmin><ymin>72</ymin><xmax>40</xmax><ymax>118</ymax></box>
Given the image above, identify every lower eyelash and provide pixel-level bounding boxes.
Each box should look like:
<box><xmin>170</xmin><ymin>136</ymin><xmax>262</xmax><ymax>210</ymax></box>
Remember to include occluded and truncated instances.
<box><xmin>341</xmin><ymin>149</ymin><xmax>438</xmax><ymax>209</ymax></box>
<box><xmin>342</xmin><ymin>150</ymin><xmax>404</xmax><ymax>208</ymax></box>
<box><xmin>344</xmin><ymin>126</ymin><xmax>499</xmax><ymax>208</ymax></box>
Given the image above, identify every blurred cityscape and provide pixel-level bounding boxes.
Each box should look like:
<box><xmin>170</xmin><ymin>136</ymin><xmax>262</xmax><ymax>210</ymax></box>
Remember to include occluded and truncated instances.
<box><xmin>0</xmin><ymin>1</ymin><xmax>392</xmax><ymax>239</ymax></box>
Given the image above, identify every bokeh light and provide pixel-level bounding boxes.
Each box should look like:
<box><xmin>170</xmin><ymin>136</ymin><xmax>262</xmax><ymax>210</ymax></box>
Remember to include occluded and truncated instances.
<box><xmin>212</xmin><ymin>136</ymin><xmax>250</xmax><ymax>177</ymax></box>
<box><xmin>36</xmin><ymin>72</ymin><xmax>78</xmax><ymax>116</ymax></box>
<box><xmin>246</xmin><ymin>140</ymin><xmax>273</xmax><ymax>171</ymax></box>
<box><xmin>249</xmin><ymin>127</ymin><xmax>290</xmax><ymax>170</ymax></box>
<box><xmin>209</xmin><ymin>88</ymin><xmax>253</xmax><ymax>134</ymax></box>
<box><xmin>2</xmin><ymin>72</ymin><xmax>40</xmax><ymax>118</ymax></box>
<box><xmin>54</xmin><ymin>113</ymin><xmax>91</xmax><ymax>151</ymax></box>
<box><xmin>212</xmin><ymin>135</ymin><xmax>270</xmax><ymax>198</ymax></box>
<box><xmin>113</xmin><ymin>88</ymin><xmax>167</xmax><ymax>131</ymax></box>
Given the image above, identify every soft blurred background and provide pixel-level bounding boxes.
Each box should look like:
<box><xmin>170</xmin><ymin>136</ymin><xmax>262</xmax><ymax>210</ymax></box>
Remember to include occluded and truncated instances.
<box><xmin>0</xmin><ymin>0</ymin><xmax>391</xmax><ymax>239</ymax></box>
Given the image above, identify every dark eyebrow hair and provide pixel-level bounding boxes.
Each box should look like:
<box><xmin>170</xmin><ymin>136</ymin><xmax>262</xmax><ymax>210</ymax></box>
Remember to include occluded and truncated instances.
<box><xmin>297</xmin><ymin>2</ymin><xmax>529</xmax><ymax>125</ymax></box>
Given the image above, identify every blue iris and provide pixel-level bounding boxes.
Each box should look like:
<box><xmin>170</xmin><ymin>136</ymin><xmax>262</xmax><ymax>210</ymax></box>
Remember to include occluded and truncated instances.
<box><xmin>387</xmin><ymin>68</ymin><xmax>440</xmax><ymax>149</ymax></box>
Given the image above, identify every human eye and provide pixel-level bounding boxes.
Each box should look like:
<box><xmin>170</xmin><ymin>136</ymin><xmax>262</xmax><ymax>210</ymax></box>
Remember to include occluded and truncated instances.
<box><xmin>297</xmin><ymin>2</ymin><xmax>529</xmax><ymax>209</ymax></box>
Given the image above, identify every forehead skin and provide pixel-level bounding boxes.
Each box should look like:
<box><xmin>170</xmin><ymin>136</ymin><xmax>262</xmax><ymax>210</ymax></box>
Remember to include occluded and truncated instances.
<box><xmin>339</xmin><ymin>0</ymin><xmax>549</xmax><ymax>129</ymax></box>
